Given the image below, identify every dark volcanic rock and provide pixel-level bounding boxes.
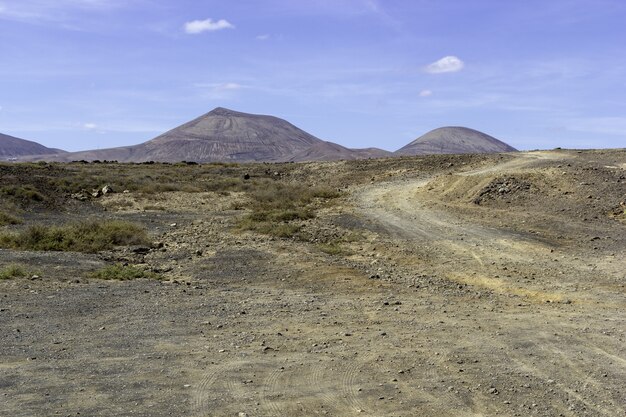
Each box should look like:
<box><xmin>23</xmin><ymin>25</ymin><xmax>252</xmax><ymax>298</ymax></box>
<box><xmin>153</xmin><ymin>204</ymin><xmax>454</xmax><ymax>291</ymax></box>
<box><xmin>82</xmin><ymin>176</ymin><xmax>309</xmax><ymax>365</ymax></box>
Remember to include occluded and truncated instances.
<box><xmin>395</xmin><ymin>127</ymin><xmax>517</xmax><ymax>155</ymax></box>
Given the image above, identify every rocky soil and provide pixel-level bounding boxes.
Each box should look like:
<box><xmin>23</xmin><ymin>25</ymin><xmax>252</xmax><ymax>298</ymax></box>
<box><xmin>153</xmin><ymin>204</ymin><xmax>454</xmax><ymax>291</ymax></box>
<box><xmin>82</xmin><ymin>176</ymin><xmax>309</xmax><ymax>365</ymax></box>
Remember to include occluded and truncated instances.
<box><xmin>1</xmin><ymin>149</ymin><xmax>625</xmax><ymax>416</ymax></box>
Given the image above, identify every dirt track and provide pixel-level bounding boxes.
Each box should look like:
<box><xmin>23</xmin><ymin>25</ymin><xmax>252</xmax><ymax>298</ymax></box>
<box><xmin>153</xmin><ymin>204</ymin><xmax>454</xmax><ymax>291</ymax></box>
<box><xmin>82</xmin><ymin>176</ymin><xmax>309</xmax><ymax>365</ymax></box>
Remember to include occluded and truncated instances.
<box><xmin>1</xmin><ymin>150</ymin><xmax>625</xmax><ymax>416</ymax></box>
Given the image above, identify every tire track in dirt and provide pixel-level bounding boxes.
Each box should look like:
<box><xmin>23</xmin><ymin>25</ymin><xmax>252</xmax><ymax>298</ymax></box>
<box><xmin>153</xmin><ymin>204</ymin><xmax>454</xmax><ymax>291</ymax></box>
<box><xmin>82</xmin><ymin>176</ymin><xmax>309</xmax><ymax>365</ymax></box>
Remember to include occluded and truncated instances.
<box><xmin>306</xmin><ymin>355</ymin><xmax>369</xmax><ymax>413</ymax></box>
<box><xmin>356</xmin><ymin>152</ymin><xmax>581</xmax><ymax>301</ymax></box>
<box><xmin>510</xmin><ymin>339</ymin><xmax>621</xmax><ymax>416</ymax></box>
<box><xmin>261</xmin><ymin>363</ymin><xmax>288</xmax><ymax>417</ymax></box>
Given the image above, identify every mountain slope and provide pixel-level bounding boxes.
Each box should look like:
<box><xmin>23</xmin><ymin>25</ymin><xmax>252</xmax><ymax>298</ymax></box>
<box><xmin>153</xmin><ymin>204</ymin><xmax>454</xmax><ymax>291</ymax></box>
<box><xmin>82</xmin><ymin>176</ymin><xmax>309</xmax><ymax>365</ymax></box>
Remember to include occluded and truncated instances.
<box><xmin>0</xmin><ymin>133</ymin><xmax>66</xmax><ymax>158</ymax></box>
<box><xmin>145</xmin><ymin>107</ymin><xmax>324</xmax><ymax>162</ymax></box>
<box><xmin>288</xmin><ymin>141</ymin><xmax>393</xmax><ymax>162</ymax></box>
<box><xmin>395</xmin><ymin>127</ymin><xmax>517</xmax><ymax>155</ymax></box>
<box><xmin>29</xmin><ymin>108</ymin><xmax>392</xmax><ymax>163</ymax></box>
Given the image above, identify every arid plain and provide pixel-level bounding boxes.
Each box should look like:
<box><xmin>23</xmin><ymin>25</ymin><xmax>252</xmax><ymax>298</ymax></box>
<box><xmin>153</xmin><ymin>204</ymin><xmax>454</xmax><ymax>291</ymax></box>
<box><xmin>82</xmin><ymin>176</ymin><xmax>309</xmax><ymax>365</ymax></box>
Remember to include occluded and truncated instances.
<box><xmin>1</xmin><ymin>149</ymin><xmax>625</xmax><ymax>416</ymax></box>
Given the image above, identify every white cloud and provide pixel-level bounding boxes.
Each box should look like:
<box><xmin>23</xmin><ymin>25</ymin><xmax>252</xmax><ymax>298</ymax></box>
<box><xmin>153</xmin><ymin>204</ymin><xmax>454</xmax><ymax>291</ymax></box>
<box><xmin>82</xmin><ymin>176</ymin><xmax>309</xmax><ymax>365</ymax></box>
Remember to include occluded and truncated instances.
<box><xmin>194</xmin><ymin>82</ymin><xmax>244</xmax><ymax>99</ymax></box>
<box><xmin>425</xmin><ymin>56</ymin><xmax>465</xmax><ymax>74</ymax></box>
<box><xmin>184</xmin><ymin>18</ymin><xmax>234</xmax><ymax>34</ymax></box>
<box><xmin>83</xmin><ymin>123</ymin><xmax>97</xmax><ymax>129</ymax></box>
<box><xmin>256</xmin><ymin>34</ymin><xmax>270</xmax><ymax>41</ymax></box>
<box><xmin>220</xmin><ymin>83</ymin><xmax>242</xmax><ymax>90</ymax></box>
<box><xmin>194</xmin><ymin>82</ymin><xmax>242</xmax><ymax>90</ymax></box>
<box><xmin>419</xmin><ymin>90</ymin><xmax>433</xmax><ymax>97</ymax></box>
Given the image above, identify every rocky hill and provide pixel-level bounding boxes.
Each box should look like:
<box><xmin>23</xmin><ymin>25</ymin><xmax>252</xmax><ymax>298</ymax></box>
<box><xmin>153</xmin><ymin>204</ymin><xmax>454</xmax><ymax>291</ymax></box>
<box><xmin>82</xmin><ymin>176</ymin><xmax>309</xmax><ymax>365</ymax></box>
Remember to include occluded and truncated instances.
<box><xmin>288</xmin><ymin>141</ymin><xmax>392</xmax><ymax>162</ymax></box>
<box><xmin>395</xmin><ymin>126</ymin><xmax>517</xmax><ymax>155</ymax></box>
<box><xmin>0</xmin><ymin>133</ymin><xmax>66</xmax><ymax>159</ymax></box>
<box><xmin>32</xmin><ymin>108</ymin><xmax>388</xmax><ymax>163</ymax></box>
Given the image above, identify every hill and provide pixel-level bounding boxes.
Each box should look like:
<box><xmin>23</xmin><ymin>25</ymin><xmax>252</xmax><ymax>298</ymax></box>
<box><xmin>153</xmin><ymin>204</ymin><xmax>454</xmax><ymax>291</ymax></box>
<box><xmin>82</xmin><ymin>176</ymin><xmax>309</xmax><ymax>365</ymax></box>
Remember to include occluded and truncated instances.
<box><xmin>0</xmin><ymin>133</ymin><xmax>66</xmax><ymax>159</ymax></box>
<box><xmin>395</xmin><ymin>126</ymin><xmax>517</xmax><ymax>155</ymax></box>
<box><xmin>288</xmin><ymin>141</ymin><xmax>392</xmax><ymax>162</ymax></box>
<box><xmin>30</xmin><ymin>108</ymin><xmax>391</xmax><ymax>163</ymax></box>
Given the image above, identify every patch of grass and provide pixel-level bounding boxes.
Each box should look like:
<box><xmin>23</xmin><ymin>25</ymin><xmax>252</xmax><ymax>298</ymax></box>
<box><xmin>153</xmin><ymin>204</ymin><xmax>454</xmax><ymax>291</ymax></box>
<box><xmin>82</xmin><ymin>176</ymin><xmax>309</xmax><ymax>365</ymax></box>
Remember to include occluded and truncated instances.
<box><xmin>1</xmin><ymin>185</ymin><xmax>46</xmax><ymax>202</ymax></box>
<box><xmin>237</xmin><ymin>182</ymin><xmax>340</xmax><ymax>238</ymax></box>
<box><xmin>317</xmin><ymin>242</ymin><xmax>352</xmax><ymax>256</ymax></box>
<box><xmin>142</xmin><ymin>205</ymin><xmax>167</xmax><ymax>211</ymax></box>
<box><xmin>0</xmin><ymin>264</ymin><xmax>29</xmax><ymax>280</ymax></box>
<box><xmin>316</xmin><ymin>233</ymin><xmax>363</xmax><ymax>256</ymax></box>
<box><xmin>0</xmin><ymin>211</ymin><xmax>22</xmax><ymax>226</ymax></box>
<box><xmin>0</xmin><ymin>220</ymin><xmax>150</xmax><ymax>253</ymax></box>
<box><xmin>90</xmin><ymin>264</ymin><xmax>160</xmax><ymax>280</ymax></box>
<box><xmin>137</xmin><ymin>183</ymin><xmax>180</xmax><ymax>194</ymax></box>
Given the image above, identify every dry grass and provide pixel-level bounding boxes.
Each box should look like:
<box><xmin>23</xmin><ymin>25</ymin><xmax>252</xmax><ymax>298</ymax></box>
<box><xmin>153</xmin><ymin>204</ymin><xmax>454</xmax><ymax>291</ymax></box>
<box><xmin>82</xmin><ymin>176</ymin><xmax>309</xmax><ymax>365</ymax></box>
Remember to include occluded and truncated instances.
<box><xmin>90</xmin><ymin>264</ymin><xmax>160</xmax><ymax>280</ymax></box>
<box><xmin>0</xmin><ymin>211</ymin><xmax>21</xmax><ymax>226</ymax></box>
<box><xmin>237</xmin><ymin>182</ymin><xmax>340</xmax><ymax>238</ymax></box>
<box><xmin>0</xmin><ymin>220</ymin><xmax>150</xmax><ymax>253</ymax></box>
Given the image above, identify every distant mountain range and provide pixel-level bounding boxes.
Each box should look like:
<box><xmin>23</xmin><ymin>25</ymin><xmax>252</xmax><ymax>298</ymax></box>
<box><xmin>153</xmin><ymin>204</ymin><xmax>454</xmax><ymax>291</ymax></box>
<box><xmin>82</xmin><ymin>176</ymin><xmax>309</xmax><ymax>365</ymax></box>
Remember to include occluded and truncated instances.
<box><xmin>3</xmin><ymin>108</ymin><xmax>517</xmax><ymax>162</ymax></box>
<box><xmin>0</xmin><ymin>133</ymin><xmax>66</xmax><ymax>158</ymax></box>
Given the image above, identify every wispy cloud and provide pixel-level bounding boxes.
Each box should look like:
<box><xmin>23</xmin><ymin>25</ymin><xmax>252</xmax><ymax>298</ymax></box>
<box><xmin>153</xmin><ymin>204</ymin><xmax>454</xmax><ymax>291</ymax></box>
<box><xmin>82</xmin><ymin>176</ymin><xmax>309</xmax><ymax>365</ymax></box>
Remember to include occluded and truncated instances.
<box><xmin>194</xmin><ymin>82</ymin><xmax>244</xmax><ymax>99</ymax></box>
<box><xmin>425</xmin><ymin>56</ymin><xmax>465</xmax><ymax>74</ymax></box>
<box><xmin>256</xmin><ymin>34</ymin><xmax>271</xmax><ymax>41</ymax></box>
<box><xmin>419</xmin><ymin>90</ymin><xmax>433</xmax><ymax>97</ymax></box>
<box><xmin>184</xmin><ymin>18</ymin><xmax>234</xmax><ymax>34</ymax></box>
<box><xmin>83</xmin><ymin>122</ymin><xmax>97</xmax><ymax>130</ymax></box>
<box><xmin>0</xmin><ymin>0</ymin><xmax>142</xmax><ymax>29</ymax></box>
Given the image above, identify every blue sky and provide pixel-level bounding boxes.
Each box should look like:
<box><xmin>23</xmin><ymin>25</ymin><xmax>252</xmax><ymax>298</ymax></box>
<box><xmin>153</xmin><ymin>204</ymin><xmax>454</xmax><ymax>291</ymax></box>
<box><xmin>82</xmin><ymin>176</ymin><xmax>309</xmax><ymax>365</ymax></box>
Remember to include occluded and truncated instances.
<box><xmin>1</xmin><ymin>0</ymin><xmax>625</xmax><ymax>152</ymax></box>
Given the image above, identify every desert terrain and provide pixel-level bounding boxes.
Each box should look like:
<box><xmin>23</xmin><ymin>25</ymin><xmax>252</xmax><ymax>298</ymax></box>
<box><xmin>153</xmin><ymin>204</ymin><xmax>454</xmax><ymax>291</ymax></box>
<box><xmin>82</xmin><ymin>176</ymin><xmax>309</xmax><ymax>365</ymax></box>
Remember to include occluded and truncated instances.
<box><xmin>1</xmin><ymin>149</ymin><xmax>625</xmax><ymax>416</ymax></box>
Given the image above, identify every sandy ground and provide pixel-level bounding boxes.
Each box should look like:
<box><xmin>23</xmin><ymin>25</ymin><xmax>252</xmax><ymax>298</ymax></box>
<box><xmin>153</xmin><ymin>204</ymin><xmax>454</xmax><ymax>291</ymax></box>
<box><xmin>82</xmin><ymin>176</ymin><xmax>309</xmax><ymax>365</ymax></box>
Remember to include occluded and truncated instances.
<box><xmin>1</xmin><ymin>149</ymin><xmax>625</xmax><ymax>416</ymax></box>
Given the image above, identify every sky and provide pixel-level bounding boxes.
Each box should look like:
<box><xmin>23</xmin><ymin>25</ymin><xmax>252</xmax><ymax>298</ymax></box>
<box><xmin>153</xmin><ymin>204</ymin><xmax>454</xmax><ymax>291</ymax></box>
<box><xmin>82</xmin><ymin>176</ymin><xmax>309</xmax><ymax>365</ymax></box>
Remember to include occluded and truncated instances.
<box><xmin>1</xmin><ymin>0</ymin><xmax>626</xmax><ymax>152</ymax></box>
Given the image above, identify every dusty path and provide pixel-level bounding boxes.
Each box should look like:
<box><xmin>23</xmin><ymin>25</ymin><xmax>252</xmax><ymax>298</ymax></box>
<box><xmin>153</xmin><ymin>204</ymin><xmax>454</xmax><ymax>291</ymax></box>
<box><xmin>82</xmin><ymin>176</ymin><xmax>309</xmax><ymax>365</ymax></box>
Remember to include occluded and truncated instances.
<box><xmin>352</xmin><ymin>151</ymin><xmax>626</xmax><ymax>416</ymax></box>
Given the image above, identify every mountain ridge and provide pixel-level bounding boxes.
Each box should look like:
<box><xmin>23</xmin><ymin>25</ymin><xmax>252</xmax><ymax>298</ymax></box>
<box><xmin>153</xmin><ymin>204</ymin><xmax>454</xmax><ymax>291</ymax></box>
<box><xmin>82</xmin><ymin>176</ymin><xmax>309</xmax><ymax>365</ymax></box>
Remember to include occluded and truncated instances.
<box><xmin>0</xmin><ymin>133</ymin><xmax>66</xmax><ymax>159</ymax></box>
<box><xmin>21</xmin><ymin>109</ymin><xmax>518</xmax><ymax>163</ymax></box>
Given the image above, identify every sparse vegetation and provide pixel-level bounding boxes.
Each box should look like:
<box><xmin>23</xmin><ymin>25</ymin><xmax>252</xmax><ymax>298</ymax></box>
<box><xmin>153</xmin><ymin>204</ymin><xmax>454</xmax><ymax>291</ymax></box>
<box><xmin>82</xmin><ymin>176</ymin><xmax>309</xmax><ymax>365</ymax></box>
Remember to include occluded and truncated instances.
<box><xmin>0</xmin><ymin>211</ymin><xmax>21</xmax><ymax>226</ymax></box>
<box><xmin>237</xmin><ymin>182</ymin><xmax>340</xmax><ymax>238</ymax></box>
<box><xmin>0</xmin><ymin>264</ymin><xmax>29</xmax><ymax>279</ymax></box>
<box><xmin>317</xmin><ymin>242</ymin><xmax>351</xmax><ymax>256</ymax></box>
<box><xmin>90</xmin><ymin>264</ymin><xmax>160</xmax><ymax>280</ymax></box>
<box><xmin>0</xmin><ymin>220</ymin><xmax>150</xmax><ymax>253</ymax></box>
<box><xmin>1</xmin><ymin>185</ymin><xmax>45</xmax><ymax>202</ymax></box>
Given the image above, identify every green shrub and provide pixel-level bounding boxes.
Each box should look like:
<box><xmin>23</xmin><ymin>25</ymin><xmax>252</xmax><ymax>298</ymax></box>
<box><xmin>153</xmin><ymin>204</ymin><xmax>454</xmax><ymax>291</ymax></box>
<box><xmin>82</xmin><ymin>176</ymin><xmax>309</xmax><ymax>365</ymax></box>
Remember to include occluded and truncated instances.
<box><xmin>0</xmin><ymin>211</ymin><xmax>21</xmax><ymax>226</ymax></box>
<box><xmin>0</xmin><ymin>264</ymin><xmax>28</xmax><ymax>279</ymax></box>
<box><xmin>90</xmin><ymin>264</ymin><xmax>159</xmax><ymax>280</ymax></box>
<box><xmin>1</xmin><ymin>186</ymin><xmax>45</xmax><ymax>202</ymax></box>
<box><xmin>236</xmin><ymin>182</ymin><xmax>340</xmax><ymax>238</ymax></box>
<box><xmin>317</xmin><ymin>242</ymin><xmax>352</xmax><ymax>256</ymax></box>
<box><xmin>0</xmin><ymin>220</ymin><xmax>150</xmax><ymax>253</ymax></box>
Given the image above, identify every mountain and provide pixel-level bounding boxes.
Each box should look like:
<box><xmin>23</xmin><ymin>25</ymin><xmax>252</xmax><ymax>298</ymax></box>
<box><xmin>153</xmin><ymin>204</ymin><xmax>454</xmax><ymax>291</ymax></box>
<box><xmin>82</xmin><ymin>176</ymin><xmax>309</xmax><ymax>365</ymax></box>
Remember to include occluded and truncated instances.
<box><xmin>30</xmin><ymin>108</ymin><xmax>390</xmax><ymax>163</ymax></box>
<box><xmin>0</xmin><ymin>133</ymin><xmax>66</xmax><ymax>159</ymax></box>
<box><xmin>395</xmin><ymin>127</ymin><xmax>517</xmax><ymax>155</ymax></box>
<box><xmin>288</xmin><ymin>141</ymin><xmax>392</xmax><ymax>162</ymax></box>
